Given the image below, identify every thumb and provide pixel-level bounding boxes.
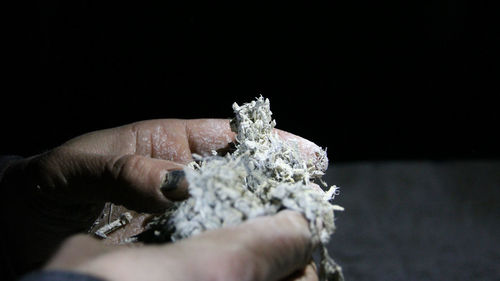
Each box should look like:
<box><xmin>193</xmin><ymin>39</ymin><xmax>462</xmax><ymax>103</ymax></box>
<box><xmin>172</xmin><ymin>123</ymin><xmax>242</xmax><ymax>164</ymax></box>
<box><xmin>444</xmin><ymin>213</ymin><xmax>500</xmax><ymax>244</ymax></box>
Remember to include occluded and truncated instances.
<box><xmin>238</xmin><ymin>210</ymin><xmax>314</xmax><ymax>281</ymax></box>
<box><xmin>102</xmin><ymin>154</ymin><xmax>189</xmax><ymax>213</ymax></box>
<box><xmin>168</xmin><ymin>210</ymin><xmax>314</xmax><ymax>281</ymax></box>
<box><xmin>30</xmin><ymin>149</ymin><xmax>189</xmax><ymax>213</ymax></box>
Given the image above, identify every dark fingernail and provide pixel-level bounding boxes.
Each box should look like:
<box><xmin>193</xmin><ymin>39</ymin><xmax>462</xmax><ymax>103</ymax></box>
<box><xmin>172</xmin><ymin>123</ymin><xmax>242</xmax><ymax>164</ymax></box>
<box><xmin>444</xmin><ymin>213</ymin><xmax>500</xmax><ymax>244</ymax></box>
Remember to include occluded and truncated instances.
<box><xmin>161</xmin><ymin>170</ymin><xmax>186</xmax><ymax>193</ymax></box>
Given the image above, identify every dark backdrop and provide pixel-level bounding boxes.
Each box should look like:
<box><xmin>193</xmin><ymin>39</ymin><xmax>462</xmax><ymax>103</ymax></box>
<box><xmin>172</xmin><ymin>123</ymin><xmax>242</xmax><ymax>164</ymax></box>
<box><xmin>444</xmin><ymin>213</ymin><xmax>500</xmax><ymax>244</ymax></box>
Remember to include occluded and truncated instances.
<box><xmin>3</xmin><ymin>1</ymin><xmax>498</xmax><ymax>161</ymax></box>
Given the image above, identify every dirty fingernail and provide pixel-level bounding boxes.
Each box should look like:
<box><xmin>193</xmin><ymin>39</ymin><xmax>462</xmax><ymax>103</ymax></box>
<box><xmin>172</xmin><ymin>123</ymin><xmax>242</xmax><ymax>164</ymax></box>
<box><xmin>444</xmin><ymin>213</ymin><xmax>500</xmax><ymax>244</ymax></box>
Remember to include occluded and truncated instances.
<box><xmin>161</xmin><ymin>170</ymin><xmax>185</xmax><ymax>191</ymax></box>
<box><xmin>160</xmin><ymin>170</ymin><xmax>189</xmax><ymax>200</ymax></box>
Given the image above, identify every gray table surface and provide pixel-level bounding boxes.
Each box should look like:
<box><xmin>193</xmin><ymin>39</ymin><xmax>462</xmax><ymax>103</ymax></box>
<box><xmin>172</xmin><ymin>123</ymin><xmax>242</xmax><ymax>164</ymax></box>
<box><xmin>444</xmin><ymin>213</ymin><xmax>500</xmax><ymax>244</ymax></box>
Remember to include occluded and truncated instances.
<box><xmin>323</xmin><ymin>160</ymin><xmax>500</xmax><ymax>281</ymax></box>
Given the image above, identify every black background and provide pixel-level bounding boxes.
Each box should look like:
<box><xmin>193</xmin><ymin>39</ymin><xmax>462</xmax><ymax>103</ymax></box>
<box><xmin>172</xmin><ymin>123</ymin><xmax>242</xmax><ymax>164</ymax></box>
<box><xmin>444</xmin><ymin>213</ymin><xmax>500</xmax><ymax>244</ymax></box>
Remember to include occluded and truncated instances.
<box><xmin>2</xmin><ymin>3</ymin><xmax>499</xmax><ymax>281</ymax></box>
<box><xmin>2</xmin><ymin>1</ymin><xmax>498</xmax><ymax>161</ymax></box>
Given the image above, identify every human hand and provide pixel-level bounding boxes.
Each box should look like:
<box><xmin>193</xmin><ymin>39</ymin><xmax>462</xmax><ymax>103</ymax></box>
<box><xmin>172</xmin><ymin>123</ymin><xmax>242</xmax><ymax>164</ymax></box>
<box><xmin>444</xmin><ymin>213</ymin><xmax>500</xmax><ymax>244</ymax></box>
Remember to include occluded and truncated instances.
<box><xmin>45</xmin><ymin>211</ymin><xmax>318</xmax><ymax>281</ymax></box>
<box><xmin>1</xmin><ymin>119</ymin><xmax>326</xmax><ymax>276</ymax></box>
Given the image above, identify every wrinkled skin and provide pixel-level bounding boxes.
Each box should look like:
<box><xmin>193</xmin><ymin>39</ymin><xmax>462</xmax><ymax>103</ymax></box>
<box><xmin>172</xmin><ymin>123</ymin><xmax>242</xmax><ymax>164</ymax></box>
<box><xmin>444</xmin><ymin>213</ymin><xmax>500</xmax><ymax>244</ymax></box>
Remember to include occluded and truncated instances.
<box><xmin>1</xmin><ymin>119</ymin><xmax>324</xmax><ymax>281</ymax></box>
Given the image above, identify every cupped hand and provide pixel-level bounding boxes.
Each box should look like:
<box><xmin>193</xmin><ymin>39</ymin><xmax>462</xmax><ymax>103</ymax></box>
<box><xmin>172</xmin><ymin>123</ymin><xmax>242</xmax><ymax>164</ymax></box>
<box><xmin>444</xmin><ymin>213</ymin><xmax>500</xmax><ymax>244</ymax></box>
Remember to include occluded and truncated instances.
<box><xmin>23</xmin><ymin>119</ymin><xmax>238</xmax><ymax>212</ymax></box>
<box><xmin>45</xmin><ymin>211</ymin><xmax>318</xmax><ymax>281</ymax></box>
<box><xmin>1</xmin><ymin>119</ymin><xmax>326</xmax><ymax>277</ymax></box>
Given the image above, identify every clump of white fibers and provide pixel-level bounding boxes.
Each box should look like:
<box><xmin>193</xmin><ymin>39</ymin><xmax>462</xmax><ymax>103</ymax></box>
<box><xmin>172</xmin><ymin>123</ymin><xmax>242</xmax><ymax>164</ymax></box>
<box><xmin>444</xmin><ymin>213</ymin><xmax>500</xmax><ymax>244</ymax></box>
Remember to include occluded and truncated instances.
<box><xmin>146</xmin><ymin>97</ymin><xmax>344</xmax><ymax>281</ymax></box>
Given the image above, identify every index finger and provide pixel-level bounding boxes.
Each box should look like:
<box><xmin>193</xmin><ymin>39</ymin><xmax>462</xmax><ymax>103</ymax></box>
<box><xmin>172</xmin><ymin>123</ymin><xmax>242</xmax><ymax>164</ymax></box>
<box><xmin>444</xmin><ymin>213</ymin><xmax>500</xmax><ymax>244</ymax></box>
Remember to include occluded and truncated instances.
<box><xmin>185</xmin><ymin>119</ymin><xmax>236</xmax><ymax>156</ymax></box>
<box><xmin>236</xmin><ymin>211</ymin><xmax>314</xmax><ymax>281</ymax></box>
<box><xmin>185</xmin><ymin>119</ymin><xmax>328</xmax><ymax>170</ymax></box>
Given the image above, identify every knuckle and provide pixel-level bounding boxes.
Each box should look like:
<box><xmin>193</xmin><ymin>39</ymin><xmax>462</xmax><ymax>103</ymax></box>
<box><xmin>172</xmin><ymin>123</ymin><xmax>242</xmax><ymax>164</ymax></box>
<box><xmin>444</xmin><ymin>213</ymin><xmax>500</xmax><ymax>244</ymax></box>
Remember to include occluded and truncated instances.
<box><xmin>28</xmin><ymin>148</ymin><xmax>68</xmax><ymax>188</ymax></box>
<box><xmin>109</xmin><ymin>154</ymin><xmax>145</xmax><ymax>181</ymax></box>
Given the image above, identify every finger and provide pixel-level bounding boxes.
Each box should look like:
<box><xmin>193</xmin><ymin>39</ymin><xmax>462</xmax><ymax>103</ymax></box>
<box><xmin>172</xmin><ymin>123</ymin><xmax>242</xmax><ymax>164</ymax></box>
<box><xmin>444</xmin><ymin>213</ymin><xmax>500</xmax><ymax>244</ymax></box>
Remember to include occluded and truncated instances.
<box><xmin>126</xmin><ymin>119</ymin><xmax>194</xmax><ymax>164</ymax></box>
<box><xmin>185</xmin><ymin>119</ymin><xmax>327</xmax><ymax>168</ymax></box>
<box><xmin>275</xmin><ymin>129</ymin><xmax>329</xmax><ymax>172</ymax></box>
<box><xmin>185</xmin><ymin>119</ymin><xmax>236</xmax><ymax>156</ymax></box>
<box><xmin>155</xmin><ymin>210</ymin><xmax>313</xmax><ymax>281</ymax></box>
<box><xmin>119</xmin><ymin>119</ymin><xmax>235</xmax><ymax>162</ymax></box>
<box><xmin>232</xmin><ymin>210</ymin><xmax>314</xmax><ymax>281</ymax></box>
<box><xmin>28</xmin><ymin>148</ymin><xmax>189</xmax><ymax>214</ymax></box>
<box><xmin>45</xmin><ymin>234</ymin><xmax>114</xmax><ymax>270</ymax></box>
<box><xmin>280</xmin><ymin>261</ymin><xmax>319</xmax><ymax>281</ymax></box>
<box><xmin>70</xmin><ymin>211</ymin><xmax>313</xmax><ymax>281</ymax></box>
<box><xmin>184</xmin><ymin>211</ymin><xmax>313</xmax><ymax>281</ymax></box>
<box><xmin>160</xmin><ymin>170</ymin><xmax>189</xmax><ymax>200</ymax></box>
<box><xmin>187</xmin><ymin>210</ymin><xmax>313</xmax><ymax>281</ymax></box>
<box><xmin>104</xmin><ymin>154</ymin><xmax>188</xmax><ymax>213</ymax></box>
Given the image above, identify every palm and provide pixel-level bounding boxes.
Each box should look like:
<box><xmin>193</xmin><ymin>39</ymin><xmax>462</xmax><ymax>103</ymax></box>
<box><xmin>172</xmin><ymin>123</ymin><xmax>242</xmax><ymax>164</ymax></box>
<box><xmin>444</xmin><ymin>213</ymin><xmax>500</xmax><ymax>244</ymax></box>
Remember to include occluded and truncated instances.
<box><xmin>3</xmin><ymin>118</ymin><xmax>324</xmax><ymax>278</ymax></box>
<box><xmin>62</xmin><ymin>119</ymin><xmax>236</xmax><ymax>242</ymax></box>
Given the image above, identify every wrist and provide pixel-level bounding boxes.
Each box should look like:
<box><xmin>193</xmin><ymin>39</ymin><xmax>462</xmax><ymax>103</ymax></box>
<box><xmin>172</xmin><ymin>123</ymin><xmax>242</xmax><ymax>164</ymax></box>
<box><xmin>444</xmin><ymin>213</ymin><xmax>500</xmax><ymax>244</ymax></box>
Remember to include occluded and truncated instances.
<box><xmin>0</xmin><ymin>155</ymin><xmax>42</xmax><ymax>277</ymax></box>
<box><xmin>1</xmin><ymin>153</ymin><xmax>104</xmax><ymax>276</ymax></box>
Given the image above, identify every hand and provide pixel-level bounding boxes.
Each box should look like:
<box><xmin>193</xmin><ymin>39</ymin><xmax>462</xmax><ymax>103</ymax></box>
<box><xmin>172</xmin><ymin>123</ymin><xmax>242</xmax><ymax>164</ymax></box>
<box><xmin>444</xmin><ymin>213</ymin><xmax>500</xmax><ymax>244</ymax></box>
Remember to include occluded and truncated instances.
<box><xmin>1</xmin><ymin>119</ymin><xmax>326</xmax><ymax>277</ymax></box>
<box><xmin>46</xmin><ymin>211</ymin><xmax>318</xmax><ymax>281</ymax></box>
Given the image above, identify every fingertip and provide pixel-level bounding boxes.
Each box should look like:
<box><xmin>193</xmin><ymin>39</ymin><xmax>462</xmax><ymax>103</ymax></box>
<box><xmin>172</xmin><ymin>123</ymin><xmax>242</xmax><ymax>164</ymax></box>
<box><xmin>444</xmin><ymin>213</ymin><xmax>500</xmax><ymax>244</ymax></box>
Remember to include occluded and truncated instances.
<box><xmin>105</xmin><ymin>155</ymin><xmax>183</xmax><ymax>213</ymax></box>
<box><xmin>274</xmin><ymin>129</ymin><xmax>329</xmax><ymax>172</ymax></box>
<box><xmin>160</xmin><ymin>169</ymin><xmax>189</xmax><ymax>201</ymax></box>
<box><xmin>235</xmin><ymin>211</ymin><xmax>313</xmax><ymax>281</ymax></box>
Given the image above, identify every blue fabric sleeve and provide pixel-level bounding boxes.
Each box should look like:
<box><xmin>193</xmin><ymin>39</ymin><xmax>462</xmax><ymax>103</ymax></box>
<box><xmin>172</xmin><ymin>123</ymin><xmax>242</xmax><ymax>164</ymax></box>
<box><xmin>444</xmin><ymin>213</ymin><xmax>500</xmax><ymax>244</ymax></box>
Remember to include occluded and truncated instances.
<box><xmin>19</xmin><ymin>270</ymin><xmax>104</xmax><ymax>281</ymax></box>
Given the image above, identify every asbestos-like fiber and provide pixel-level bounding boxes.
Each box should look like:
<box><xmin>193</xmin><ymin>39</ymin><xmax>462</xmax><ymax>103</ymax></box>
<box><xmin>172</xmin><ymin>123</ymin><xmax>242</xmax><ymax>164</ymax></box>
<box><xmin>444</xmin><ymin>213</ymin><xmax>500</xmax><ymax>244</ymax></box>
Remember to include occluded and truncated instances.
<box><xmin>145</xmin><ymin>96</ymin><xmax>344</xmax><ymax>281</ymax></box>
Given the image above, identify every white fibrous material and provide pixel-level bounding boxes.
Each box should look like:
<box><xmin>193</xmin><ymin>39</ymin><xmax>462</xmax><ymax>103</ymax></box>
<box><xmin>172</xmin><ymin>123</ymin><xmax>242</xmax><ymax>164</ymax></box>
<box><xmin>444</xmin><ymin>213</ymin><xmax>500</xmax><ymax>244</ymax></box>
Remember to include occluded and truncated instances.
<box><xmin>148</xmin><ymin>97</ymin><xmax>344</xmax><ymax>281</ymax></box>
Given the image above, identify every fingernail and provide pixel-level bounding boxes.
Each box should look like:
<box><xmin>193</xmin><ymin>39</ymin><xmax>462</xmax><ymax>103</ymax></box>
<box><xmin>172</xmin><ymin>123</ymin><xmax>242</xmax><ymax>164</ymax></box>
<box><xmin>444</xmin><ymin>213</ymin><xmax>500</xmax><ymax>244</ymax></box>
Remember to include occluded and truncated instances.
<box><xmin>161</xmin><ymin>170</ymin><xmax>186</xmax><ymax>193</ymax></box>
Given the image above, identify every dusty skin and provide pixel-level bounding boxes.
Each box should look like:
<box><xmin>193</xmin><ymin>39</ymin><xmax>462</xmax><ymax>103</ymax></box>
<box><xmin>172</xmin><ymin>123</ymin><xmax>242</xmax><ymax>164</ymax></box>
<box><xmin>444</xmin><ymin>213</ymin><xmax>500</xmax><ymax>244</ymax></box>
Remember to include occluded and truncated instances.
<box><xmin>3</xmin><ymin>118</ymin><xmax>326</xmax><ymax>281</ymax></box>
<box><xmin>95</xmin><ymin>98</ymin><xmax>342</xmax><ymax>280</ymax></box>
<box><xmin>144</xmin><ymin>98</ymin><xmax>342</xmax><ymax>281</ymax></box>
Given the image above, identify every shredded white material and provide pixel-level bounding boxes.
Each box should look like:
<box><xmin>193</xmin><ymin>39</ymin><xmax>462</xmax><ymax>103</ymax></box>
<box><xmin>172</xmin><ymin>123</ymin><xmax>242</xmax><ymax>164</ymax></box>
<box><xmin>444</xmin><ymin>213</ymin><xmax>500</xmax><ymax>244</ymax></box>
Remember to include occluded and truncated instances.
<box><xmin>147</xmin><ymin>97</ymin><xmax>344</xmax><ymax>281</ymax></box>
